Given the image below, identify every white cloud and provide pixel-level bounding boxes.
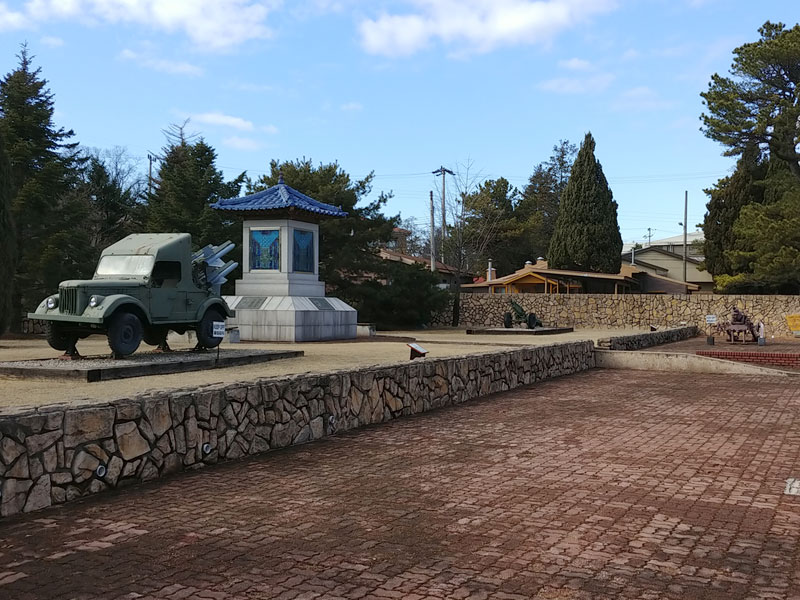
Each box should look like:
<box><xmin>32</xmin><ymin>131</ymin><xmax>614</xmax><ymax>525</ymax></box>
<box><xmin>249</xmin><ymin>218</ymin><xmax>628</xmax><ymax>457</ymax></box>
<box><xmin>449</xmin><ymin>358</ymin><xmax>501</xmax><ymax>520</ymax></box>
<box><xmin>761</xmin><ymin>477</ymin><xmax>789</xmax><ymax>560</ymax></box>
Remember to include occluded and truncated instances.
<box><xmin>340</xmin><ymin>101</ymin><xmax>363</xmax><ymax>111</ymax></box>
<box><xmin>40</xmin><ymin>35</ymin><xmax>64</xmax><ymax>47</ymax></box>
<box><xmin>558</xmin><ymin>57</ymin><xmax>591</xmax><ymax>70</ymax></box>
<box><xmin>0</xmin><ymin>3</ymin><xmax>29</xmax><ymax>31</ymax></box>
<box><xmin>358</xmin><ymin>0</ymin><xmax>619</xmax><ymax>57</ymax></box>
<box><xmin>613</xmin><ymin>86</ymin><xmax>673</xmax><ymax>111</ymax></box>
<box><xmin>0</xmin><ymin>0</ymin><xmax>278</xmax><ymax>50</ymax></box>
<box><xmin>190</xmin><ymin>112</ymin><xmax>254</xmax><ymax>131</ymax></box>
<box><xmin>621</xmin><ymin>48</ymin><xmax>639</xmax><ymax>61</ymax></box>
<box><xmin>539</xmin><ymin>73</ymin><xmax>614</xmax><ymax>94</ymax></box>
<box><xmin>261</xmin><ymin>124</ymin><xmax>279</xmax><ymax>134</ymax></box>
<box><xmin>223</xmin><ymin>136</ymin><xmax>263</xmax><ymax>151</ymax></box>
<box><xmin>121</xmin><ymin>49</ymin><xmax>204</xmax><ymax>76</ymax></box>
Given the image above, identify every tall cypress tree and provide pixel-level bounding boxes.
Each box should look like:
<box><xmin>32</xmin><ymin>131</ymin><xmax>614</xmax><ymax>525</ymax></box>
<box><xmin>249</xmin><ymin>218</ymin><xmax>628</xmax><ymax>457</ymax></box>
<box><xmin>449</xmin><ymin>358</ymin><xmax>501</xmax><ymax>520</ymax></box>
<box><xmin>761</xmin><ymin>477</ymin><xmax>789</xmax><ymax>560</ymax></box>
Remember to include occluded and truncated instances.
<box><xmin>0</xmin><ymin>130</ymin><xmax>15</xmax><ymax>335</ymax></box>
<box><xmin>0</xmin><ymin>44</ymin><xmax>82</xmax><ymax>323</ymax></box>
<box><xmin>548</xmin><ymin>132</ymin><xmax>622</xmax><ymax>273</ymax></box>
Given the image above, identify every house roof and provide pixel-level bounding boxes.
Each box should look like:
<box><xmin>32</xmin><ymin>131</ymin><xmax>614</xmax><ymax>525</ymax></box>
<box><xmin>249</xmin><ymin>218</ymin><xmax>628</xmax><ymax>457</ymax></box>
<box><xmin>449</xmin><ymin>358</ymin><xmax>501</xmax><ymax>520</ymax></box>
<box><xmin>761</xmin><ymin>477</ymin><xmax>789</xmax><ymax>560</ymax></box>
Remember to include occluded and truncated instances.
<box><xmin>462</xmin><ymin>262</ymin><xmax>632</xmax><ymax>288</ymax></box>
<box><xmin>649</xmin><ymin>231</ymin><xmax>704</xmax><ymax>245</ymax></box>
<box><xmin>211</xmin><ymin>174</ymin><xmax>348</xmax><ymax>217</ymax></box>
<box><xmin>625</xmin><ymin>246</ymin><xmax>702</xmax><ymax>264</ymax></box>
<box><xmin>379</xmin><ymin>248</ymin><xmax>460</xmax><ymax>275</ymax></box>
<box><xmin>618</xmin><ymin>255</ymin><xmax>668</xmax><ymax>273</ymax></box>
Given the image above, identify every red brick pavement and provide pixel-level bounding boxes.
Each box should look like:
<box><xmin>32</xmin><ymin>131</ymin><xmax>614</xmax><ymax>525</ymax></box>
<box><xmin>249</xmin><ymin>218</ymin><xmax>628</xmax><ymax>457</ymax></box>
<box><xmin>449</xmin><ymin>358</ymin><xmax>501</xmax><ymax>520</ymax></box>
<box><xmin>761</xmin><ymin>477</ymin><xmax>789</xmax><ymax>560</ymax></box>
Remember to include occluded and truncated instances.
<box><xmin>2</xmin><ymin>370</ymin><xmax>800</xmax><ymax>599</ymax></box>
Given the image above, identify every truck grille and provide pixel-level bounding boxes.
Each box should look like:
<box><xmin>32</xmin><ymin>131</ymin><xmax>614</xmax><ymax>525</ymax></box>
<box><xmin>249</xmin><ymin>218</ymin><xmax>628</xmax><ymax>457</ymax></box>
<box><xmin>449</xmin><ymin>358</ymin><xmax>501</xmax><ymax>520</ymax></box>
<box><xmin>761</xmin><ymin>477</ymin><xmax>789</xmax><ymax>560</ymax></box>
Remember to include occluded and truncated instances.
<box><xmin>59</xmin><ymin>287</ymin><xmax>79</xmax><ymax>315</ymax></box>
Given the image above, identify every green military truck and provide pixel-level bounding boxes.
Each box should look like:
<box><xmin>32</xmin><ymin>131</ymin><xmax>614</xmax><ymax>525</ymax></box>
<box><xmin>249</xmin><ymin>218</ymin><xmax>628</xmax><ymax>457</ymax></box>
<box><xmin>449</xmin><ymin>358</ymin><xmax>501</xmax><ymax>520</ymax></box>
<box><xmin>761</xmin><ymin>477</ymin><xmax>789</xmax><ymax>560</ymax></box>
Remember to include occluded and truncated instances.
<box><xmin>29</xmin><ymin>233</ymin><xmax>237</xmax><ymax>357</ymax></box>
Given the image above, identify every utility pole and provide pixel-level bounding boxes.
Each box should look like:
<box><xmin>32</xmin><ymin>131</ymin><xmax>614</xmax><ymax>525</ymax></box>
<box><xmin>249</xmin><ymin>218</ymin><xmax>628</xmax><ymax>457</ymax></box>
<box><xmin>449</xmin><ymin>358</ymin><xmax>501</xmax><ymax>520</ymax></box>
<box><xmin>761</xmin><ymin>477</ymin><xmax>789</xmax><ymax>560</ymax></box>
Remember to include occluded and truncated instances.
<box><xmin>432</xmin><ymin>165</ymin><xmax>454</xmax><ymax>263</ymax></box>
<box><xmin>683</xmin><ymin>191</ymin><xmax>688</xmax><ymax>283</ymax></box>
<box><xmin>429</xmin><ymin>191</ymin><xmax>436</xmax><ymax>272</ymax></box>
<box><xmin>644</xmin><ymin>227</ymin><xmax>654</xmax><ymax>246</ymax></box>
<box><xmin>147</xmin><ymin>153</ymin><xmax>156</xmax><ymax>198</ymax></box>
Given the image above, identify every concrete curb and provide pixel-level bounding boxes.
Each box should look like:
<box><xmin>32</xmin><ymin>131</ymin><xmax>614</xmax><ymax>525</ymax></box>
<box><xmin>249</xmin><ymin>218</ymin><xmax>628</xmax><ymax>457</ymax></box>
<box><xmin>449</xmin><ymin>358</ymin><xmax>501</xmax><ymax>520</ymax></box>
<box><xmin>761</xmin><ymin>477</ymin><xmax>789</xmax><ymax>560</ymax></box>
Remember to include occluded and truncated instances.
<box><xmin>594</xmin><ymin>349</ymin><xmax>796</xmax><ymax>376</ymax></box>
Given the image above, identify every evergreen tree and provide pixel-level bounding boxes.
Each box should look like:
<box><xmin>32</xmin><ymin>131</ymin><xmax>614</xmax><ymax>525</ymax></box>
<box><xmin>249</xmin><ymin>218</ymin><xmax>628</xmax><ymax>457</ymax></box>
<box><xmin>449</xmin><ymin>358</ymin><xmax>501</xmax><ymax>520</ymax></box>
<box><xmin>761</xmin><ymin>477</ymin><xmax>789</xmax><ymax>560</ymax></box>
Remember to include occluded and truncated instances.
<box><xmin>515</xmin><ymin>139</ymin><xmax>577</xmax><ymax>266</ymax></box>
<box><xmin>147</xmin><ymin>124</ymin><xmax>245</xmax><ymax>248</ymax></box>
<box><xmin>700</xmin><ymin>148</ymin><xmax>767</xmax><ymax>276</ymax></box>
<box><xmin>548</xmin><ymin>133</ymin><xmax>622</xmax><ymax>273</ymax></box>
<box><xmin>249</xmin><ymin>158</ymin><xmax>397</xmax><ymax>291</ymax></box>
<box><xmin>0</xmin><ymin>130</ymin><xmax>15</xmax><ymax>335</ymax></box>
<box><xmin>716</xmin><ymin>185</ymin><xmax>800</xmax><ymax>294</ymax></box>
<box><xmin>0</xmin><ymin>44</ymin><xmax>84</xmax><ymax>322</ymax></box>
<box><xmin>701</xmin><ymin>22</ymin><xmax>800</xmax><ymax>181</ymax></box>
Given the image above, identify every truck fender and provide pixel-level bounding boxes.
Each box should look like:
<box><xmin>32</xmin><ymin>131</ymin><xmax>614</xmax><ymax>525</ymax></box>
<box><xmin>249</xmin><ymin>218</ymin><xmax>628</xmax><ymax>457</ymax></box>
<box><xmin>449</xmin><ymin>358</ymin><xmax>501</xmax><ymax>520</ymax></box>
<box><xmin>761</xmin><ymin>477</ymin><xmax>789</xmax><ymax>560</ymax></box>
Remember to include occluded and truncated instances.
<box><xmin>196</xmin><ymin>298</ymin><xmax>234</xmax><ymax>321</ymax></box>
<box><xmin>98</xmin><ymin>295</ymin><xmax>151</xmax><ymax>326</ymax></box>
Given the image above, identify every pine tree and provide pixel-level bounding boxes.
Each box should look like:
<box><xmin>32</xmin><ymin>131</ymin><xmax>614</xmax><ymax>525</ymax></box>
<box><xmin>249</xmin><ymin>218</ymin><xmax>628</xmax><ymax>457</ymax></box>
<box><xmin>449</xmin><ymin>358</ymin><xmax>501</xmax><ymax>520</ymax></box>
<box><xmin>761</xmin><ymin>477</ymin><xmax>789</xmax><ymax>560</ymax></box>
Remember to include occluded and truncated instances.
<box><xmin>249</xmin><ymin>158</ymin><xmax>397</xmax><ymax>290</ymax></box>
<box><xmin>701</xmin><ymin>148</ymin><xmax>767</xmax><ymax>276</ymax></box>
<box><xmin>548</xmin><ymin>133</ymin><xmax>622</xmax><ymax>273</ymax></box>
<box><xmin>0</xmin><ymin>130</ymin><xmax>15</xmax><ymax>335</ymax></box>
<box><xmin>0</xmin><ymin>44</ymin><xmax>83</xmax><ymax>323</ymax></box>
<box><xmin>147</xmin><ymin>124</ymin><xmax>244</xmax><ymax>248</ymax></box>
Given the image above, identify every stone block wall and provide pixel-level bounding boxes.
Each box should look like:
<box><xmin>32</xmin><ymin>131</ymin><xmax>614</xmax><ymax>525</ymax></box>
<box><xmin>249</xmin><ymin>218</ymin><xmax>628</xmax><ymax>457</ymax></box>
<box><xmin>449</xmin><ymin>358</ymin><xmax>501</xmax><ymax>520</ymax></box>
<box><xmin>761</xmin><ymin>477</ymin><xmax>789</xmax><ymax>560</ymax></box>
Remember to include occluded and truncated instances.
<box><xmin>596</xmin><ymin>326</ymin><xmax>699</xmax><ymax>350</ymax></box>
<box><xmin>436</xmin><ymin>294</ymin><xmax>800</xmax><ymax>337</ymax></box>
<box><xmin>0</xmin><ymin>341</ymin><xmax>594</xmax><ymax>519</ymax></box>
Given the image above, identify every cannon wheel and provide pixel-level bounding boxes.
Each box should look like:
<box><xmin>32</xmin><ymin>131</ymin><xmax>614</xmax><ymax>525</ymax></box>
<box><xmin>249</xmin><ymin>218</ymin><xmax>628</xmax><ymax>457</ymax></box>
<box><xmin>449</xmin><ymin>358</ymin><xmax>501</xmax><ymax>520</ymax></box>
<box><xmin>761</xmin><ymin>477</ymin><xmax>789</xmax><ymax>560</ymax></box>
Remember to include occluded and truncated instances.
<box><xmin>527</xmin><ymin>314</ymin><xmax>539</xmax><ymax>329</ymax></box>
<box><xmin>503</xmin><ymin>312</ymin><xmax>512</xmax><ymax>328</ymax></box>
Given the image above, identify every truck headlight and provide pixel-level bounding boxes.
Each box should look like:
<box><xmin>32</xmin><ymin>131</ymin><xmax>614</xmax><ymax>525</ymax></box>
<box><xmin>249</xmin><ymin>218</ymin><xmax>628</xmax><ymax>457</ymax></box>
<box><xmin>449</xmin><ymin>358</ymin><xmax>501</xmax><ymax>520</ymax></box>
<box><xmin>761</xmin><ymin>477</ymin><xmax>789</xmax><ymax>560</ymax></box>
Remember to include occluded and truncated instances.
<box><xmin>89</xmin><ymin>295</ymin><xmax>103</xmax><ymax>308</ymax></box>
<box><xmin>46</xmin><ymin>296</ymin><xmax>58</xmax><ymax>310</ymax></box>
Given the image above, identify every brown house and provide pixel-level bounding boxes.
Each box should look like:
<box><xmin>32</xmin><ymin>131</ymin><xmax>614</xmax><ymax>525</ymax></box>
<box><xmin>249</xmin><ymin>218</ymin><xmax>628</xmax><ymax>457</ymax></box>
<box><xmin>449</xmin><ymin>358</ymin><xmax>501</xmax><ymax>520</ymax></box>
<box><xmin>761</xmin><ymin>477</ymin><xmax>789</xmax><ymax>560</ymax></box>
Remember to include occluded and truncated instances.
<box><xmin>462</xmin><ymin>260</ymin><xmax>699</xmax><ymax>295</ymax></box>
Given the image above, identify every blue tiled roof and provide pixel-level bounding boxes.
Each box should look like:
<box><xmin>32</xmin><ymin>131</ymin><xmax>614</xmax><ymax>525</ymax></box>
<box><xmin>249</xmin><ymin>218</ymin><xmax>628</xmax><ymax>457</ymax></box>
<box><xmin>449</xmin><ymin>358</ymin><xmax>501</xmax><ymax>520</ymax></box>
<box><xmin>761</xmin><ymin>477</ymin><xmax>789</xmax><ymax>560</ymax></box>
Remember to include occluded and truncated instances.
<box><xmin>211</xmin><ymin>176</ymin><xmax>348</xmax><ymax>217</ymax></box>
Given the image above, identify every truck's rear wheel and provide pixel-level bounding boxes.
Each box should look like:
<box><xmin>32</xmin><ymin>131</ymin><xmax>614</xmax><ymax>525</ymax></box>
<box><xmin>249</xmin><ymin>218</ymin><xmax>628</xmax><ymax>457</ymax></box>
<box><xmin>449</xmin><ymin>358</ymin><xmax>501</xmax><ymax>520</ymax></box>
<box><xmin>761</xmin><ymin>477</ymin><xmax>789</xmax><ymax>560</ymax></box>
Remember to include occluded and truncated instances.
<box><xmin>107</xmin><ymin>312</ymin><xmax>143</xmax><ymax>357</ymax></box>
<box><xmin>196</xmin><ymin>308</ymin><xmax>224</xmax><ymax>349</ymax></box>
<box><xmin>46</xmin><ymin>323</ymin><xmax>76</xmax><ymax>352</ymax></box>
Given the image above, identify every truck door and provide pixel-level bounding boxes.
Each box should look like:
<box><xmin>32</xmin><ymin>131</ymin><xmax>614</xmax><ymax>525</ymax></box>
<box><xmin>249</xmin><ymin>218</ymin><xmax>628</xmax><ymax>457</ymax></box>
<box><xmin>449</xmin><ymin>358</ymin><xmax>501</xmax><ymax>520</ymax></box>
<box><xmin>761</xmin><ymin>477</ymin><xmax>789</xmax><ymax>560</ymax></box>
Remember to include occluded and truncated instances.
<box><xmin>149</xmin><ymin>260</ymin><xmax>180</xmax><ymax>320</ymax></box>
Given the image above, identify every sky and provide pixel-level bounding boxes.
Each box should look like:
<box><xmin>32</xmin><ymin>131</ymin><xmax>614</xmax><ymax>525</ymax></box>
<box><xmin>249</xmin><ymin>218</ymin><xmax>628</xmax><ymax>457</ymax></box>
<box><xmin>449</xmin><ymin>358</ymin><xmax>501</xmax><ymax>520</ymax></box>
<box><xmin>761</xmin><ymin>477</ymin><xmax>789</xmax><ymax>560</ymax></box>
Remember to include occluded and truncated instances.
<box><xmin>0</xmin><ymin>0</ymin><xmax>797</xmax><ymax>253</ymax></box>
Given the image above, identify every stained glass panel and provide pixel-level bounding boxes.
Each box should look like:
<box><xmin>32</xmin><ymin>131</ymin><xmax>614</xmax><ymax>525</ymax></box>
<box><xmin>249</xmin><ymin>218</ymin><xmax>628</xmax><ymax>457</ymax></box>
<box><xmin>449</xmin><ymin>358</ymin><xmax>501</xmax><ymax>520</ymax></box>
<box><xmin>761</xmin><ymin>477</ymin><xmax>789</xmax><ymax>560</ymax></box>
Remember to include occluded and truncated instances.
<box><xmin>293</xmin><ymin>230</ymin><xmax>314</xmax><ymax>273</ymax></box>
<box><xmin>250</xmin><ymin>229</ymin><xmax>280</xmax><ymax>271</ymax></box>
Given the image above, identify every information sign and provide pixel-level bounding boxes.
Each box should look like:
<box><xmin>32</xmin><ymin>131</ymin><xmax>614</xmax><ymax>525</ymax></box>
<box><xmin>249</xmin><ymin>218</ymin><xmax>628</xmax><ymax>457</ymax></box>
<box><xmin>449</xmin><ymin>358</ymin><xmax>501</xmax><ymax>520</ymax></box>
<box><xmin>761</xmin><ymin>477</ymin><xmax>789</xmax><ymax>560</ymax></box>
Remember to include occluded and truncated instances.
<box><xmin>705</xmin><ymin>314</ymin><xmax>717</xmax><ymax>325</ymax></box>
<box><xmin>212</xmin><ymin>321</ymin><xmax>226</xmax><ymax>339</ymax></box>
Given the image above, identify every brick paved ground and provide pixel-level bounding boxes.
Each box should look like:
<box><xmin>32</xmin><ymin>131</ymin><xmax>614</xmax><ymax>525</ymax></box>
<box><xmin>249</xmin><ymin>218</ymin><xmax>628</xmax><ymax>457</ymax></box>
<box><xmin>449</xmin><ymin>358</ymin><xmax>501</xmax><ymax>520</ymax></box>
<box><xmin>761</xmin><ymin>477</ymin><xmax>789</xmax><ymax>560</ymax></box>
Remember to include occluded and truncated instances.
<box><xmin>2</xmin><ymin>369</ymin><xmax>800</xmax><ymax>599</ymax></box>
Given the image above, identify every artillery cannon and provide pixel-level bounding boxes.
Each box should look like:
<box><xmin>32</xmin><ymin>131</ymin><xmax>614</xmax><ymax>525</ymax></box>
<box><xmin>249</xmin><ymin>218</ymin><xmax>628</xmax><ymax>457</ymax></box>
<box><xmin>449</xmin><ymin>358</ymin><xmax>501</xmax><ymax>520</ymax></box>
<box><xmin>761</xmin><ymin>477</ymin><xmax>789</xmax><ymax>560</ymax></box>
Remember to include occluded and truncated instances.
<box><xmin>503</xmin><ymin>298</ymin><xmax>543</xmax><ymax>330</ymax></box>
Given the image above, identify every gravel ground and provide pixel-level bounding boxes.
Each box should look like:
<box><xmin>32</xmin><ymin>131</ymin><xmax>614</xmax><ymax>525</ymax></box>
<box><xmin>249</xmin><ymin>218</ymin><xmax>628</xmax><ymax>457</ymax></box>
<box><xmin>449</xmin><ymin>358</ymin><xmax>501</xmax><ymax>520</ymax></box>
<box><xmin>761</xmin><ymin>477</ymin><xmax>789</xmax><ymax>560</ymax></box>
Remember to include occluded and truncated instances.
<box><xmin>0</xmin><ymin>327</ymin><xmax>642</xmax><ymax>413</ymax></box>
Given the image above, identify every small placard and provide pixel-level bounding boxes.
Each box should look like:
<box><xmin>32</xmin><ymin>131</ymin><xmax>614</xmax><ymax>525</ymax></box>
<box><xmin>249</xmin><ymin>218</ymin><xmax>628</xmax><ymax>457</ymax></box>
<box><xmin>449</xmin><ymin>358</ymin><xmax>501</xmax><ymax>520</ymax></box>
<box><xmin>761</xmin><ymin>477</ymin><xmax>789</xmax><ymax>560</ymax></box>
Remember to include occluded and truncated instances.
<box><xmin>705</xmin><ymin>314</ymin><xmax>718</xmax><ymax>325</ymax></box>
<box><xmin>785</xmin><ymin>478</ymin><xmax>800</xmax><ymax>495</ymax></box>
<box><xmin>310</xmin><ymin>297</ymin><xmax>334</xmax><ymax>311</ymax></box>
<box><xmin>407</xmin><ymin>343</ymin><xmax>427</xmax><ymax>354</ymax></box>
<box><xmin>786</xmin><ymin>314</ymin><xmax>800</xmax><ymax>332</ymax></box>
<box><xmin>212</xmin><ymin>321</ymin><xmax>226</xmax><ymax>338</ymax></box>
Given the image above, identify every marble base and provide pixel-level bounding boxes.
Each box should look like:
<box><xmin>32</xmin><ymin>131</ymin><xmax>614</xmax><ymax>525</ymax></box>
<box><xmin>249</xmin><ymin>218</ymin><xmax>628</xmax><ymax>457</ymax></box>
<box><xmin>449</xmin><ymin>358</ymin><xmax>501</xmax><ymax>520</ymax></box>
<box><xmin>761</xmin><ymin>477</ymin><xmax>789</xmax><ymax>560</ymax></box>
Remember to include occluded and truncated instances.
<box><xmin>224</xmin><ymin>295</ymin><xmax>357</xmax><ymax>342</ymax></box>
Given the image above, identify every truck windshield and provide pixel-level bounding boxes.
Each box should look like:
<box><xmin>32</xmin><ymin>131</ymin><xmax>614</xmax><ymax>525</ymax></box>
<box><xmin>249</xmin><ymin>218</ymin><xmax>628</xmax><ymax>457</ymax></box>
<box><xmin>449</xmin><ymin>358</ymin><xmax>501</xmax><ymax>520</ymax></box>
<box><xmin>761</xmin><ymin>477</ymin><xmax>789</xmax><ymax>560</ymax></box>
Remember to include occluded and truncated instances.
<box><xmin>95</xmin><ymin>255</ymin><xmax>155</xmax><ymax>276</ymax></box>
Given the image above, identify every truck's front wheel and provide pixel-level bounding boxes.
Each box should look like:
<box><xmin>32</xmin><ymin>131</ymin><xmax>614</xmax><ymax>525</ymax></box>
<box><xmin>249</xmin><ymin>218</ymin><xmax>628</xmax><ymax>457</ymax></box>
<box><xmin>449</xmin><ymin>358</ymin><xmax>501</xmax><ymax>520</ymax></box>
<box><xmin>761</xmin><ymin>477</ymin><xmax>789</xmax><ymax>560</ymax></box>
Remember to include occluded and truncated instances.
<box><xmin>107</xmin><ymin>312</ymin><xmax>143</xmax><ymax>357</ymax></box>
<box><xmin>46</xmin><ymin>322</ymin><xmax>76</xmax><ymax>352</ymax></box>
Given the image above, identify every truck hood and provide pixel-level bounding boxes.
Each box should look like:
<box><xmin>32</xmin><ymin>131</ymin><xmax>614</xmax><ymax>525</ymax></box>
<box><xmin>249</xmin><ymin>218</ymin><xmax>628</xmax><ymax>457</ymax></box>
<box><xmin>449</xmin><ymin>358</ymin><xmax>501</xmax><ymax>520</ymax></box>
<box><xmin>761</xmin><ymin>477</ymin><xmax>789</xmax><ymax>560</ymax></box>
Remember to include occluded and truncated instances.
<box><xmin>60</xmin><ymin>279</ymin><xmax>146</xmax><ymax>289</ymax></box>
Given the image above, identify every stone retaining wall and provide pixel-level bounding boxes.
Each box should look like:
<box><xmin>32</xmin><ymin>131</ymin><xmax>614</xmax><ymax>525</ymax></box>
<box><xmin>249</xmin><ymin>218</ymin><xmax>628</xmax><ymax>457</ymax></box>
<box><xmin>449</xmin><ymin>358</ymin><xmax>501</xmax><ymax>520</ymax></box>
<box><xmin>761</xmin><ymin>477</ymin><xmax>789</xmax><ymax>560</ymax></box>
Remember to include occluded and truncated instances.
<box><xmin>0</xmin><ymin>341</ymin><xmax>594</xmax><ymax>518</ymax></box>
<box><xmin>597</xmin><ymin>326</ymin><xmax>700</xmax><ymax>350</ymax></box>
<box><xmin>435</xmin><ymin>294</ymin><xmax>800</xmax><ymax>337</ymax></box>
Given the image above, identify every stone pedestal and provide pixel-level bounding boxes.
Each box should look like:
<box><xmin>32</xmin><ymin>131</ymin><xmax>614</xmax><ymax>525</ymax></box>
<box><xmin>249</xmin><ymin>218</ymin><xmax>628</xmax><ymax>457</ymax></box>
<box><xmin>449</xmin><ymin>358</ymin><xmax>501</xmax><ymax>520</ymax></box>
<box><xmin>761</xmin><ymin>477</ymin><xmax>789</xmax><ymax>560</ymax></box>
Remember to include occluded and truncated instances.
<box><xmin>224</xmin><ymin>296</ymin><xmax>356</xmax><ymax>342</ymax></box>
